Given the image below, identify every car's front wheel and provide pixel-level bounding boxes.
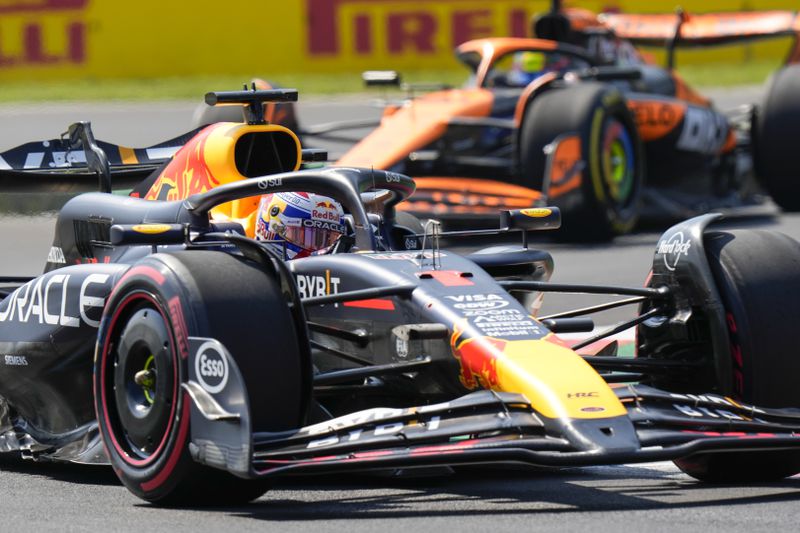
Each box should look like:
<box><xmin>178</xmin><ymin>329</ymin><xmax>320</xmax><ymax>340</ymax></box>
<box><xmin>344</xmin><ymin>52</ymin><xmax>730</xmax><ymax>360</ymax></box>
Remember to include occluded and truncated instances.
<box><xmin>674</xmin><ymin>229</ymin><xmax>800</xmax><ymax>481</ymax></box>
<box><xmin>95</xmin><ymin>251</ymin><xmax>308</xmax><ymax>504</ymax></box>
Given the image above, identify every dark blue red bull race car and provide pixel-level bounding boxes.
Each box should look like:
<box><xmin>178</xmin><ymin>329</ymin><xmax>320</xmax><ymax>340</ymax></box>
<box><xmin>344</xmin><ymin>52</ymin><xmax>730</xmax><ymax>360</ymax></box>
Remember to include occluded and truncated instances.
<box><xmin>2</xmin><ymin>89</ymin><xmax>800</xmax><ymax>505</ymax></box>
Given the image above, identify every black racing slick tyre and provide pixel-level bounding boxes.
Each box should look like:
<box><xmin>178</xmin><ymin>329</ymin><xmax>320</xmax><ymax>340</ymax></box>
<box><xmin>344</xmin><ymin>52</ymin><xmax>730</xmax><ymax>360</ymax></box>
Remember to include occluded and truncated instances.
<box><xmin>674</xmin><ymin>230</ymin><xmax>800</xmax><ymax>481</ymax></box>
<box><xmin>95</xmin><ymin>251</ymin><xmax>310</xmax><ymax>505</ymax></box>
<box><xmin>518</xmin><ymin>83</ymin><xmax>643</xmax><ymax>241</ymax></box>
<box><xmin>754</xmin><ymin>65</ymin><xmax>800</xmax><ymax>211</ymax></box>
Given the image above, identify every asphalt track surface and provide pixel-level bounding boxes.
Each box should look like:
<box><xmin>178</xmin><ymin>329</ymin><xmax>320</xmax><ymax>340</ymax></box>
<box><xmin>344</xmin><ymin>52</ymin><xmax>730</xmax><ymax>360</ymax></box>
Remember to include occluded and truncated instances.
<box><xmin>3</xmin><ymin>86</ymin><xmax>800</xmax><ymax>531</ymax></box>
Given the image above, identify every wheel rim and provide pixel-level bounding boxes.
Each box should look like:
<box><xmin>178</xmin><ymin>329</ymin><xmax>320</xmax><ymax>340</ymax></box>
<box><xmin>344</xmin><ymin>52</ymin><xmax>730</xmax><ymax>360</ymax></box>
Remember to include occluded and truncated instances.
<box><xmin>141</xmin><ymin>355</ymin><xmax>156</xmax><ymax>405</ymax></box>
<box><xmin>101</xmin><ymin>292</ymin><xmax>178</xmax><ymax>466</ymax></box>
<box><xmin>601</xmin><ymin>118</ymin><xmax>635</xmax><ymax>206</ymax></box>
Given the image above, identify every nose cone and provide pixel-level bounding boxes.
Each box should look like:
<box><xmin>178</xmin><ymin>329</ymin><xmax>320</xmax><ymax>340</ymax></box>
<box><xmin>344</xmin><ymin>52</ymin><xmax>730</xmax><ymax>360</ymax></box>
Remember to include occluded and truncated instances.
<box><xmin>451</xmin><ymin>333</ymin><xmax>627</xmax><ymax>421</ymax></box>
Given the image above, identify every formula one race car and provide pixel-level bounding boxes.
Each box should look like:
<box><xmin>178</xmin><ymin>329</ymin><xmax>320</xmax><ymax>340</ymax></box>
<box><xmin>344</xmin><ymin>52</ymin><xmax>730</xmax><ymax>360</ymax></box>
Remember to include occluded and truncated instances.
<box><xmin>3</xmin><ymin>89</ymin><xmax>800</xmax><ymax>506</ymax></box>
<box><xmin>277</xmin><ymin>2</ymin><xmax>800</xmax><ymax>240</ymax></box>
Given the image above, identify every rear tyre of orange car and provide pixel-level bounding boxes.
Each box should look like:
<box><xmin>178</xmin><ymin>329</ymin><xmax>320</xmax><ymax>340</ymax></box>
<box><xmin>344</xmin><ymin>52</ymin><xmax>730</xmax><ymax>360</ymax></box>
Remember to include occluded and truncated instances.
<box><xmin>754</xmin><ymin>65</ymin><xmax>800</xmax><ymax>211</ymax></box>
<box><xmin>519</xmin><ymin>83</ymin><xmax>643</xmax><ymax>241</ymax></box>
<box><xmin>95</xmin><ymin>251</ymin><xmax>309</xmax><ymax>505</ymax></box>
<box><xmin>674</xmin><ymin>229</ymin><xmax>800</xmax><ymax>481</ymax></box>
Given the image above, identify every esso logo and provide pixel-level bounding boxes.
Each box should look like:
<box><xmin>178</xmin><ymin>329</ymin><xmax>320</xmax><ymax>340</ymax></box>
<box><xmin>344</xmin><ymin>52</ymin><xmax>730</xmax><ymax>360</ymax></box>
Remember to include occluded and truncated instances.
<box><xmin>202</xmin><ymin>357</ymin><xmax>224</xmax><ymax>377</ymax></box>
<box><xmin>195</xmin><ymin>342</ymin><xmax>229</xmax><ymax>394</ymax></box>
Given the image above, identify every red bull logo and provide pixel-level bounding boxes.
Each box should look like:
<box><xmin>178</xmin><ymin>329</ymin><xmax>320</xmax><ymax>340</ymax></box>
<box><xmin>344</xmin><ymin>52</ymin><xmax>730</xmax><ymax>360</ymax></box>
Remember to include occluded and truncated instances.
<box><xmin>312</xmin><ymin>201</ymin><xmax>340</xmax><ymax>222</ymax></box>
<box><xmin>144</xmin><ymin>126</ymin><xmax>220</xmax><ymax>201</ymax></box>
<box><xmin>450</xmin><ymin>321</ymin><xmax>506</xmax><ymax>390</ymax></box>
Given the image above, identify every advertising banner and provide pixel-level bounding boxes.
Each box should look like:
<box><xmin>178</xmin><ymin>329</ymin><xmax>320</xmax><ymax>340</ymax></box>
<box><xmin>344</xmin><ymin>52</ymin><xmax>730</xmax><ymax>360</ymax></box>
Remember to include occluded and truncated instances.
<box><xmin>0</xmin><ymin>0</ymin><xmax>796</xmax><ymax>81</ymax></box>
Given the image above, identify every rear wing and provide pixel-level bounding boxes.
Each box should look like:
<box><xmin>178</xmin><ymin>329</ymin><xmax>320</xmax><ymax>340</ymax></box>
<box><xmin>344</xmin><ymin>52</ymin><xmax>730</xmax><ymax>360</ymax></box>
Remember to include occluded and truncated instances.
<box><xmin>600</xmin><ymin>10</ymin><xmax>800</xmax><ymax>63</ymax></box>
<box><xmin>0</xmin><ymin>89</ymin><xmax>326</xmax><ymax>195</ymax></box>
<box><xmin>0</xmin><ymin>122</ymin><xmax>200</xmax><ymax>193</ymax></box>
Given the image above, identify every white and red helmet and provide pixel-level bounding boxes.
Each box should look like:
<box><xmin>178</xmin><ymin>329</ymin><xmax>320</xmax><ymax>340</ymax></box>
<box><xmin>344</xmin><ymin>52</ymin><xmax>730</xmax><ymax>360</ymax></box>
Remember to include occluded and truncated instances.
<box><xmin>255</xmin><ymin>192</ymin><xmax>345</xmax><ymax>259</ymax></box>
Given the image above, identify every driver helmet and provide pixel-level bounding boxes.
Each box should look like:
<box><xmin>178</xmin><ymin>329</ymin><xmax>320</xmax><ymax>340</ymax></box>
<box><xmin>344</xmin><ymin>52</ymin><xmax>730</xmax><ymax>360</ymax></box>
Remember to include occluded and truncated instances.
<box><xmin>255</xmin><ymin>192</ymin><xmax>345</xmax><ymax>259</ymax></box>
<box><xmin>507</xmin><ymin>50</ymin><xmax>547</xmax><ymax>86</ymax></box>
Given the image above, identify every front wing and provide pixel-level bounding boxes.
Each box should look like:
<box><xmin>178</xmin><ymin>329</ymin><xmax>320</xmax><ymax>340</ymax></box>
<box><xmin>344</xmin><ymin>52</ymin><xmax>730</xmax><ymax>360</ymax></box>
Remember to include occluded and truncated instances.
<box><xmin>246</xmin><ymin>387</ymin><xmax>800</xmax><ymax>476</ymax></box>
<box><xmin>182</xmin><ymin>340</ymin><xmax>800</xmax><ymax>478</ymax></box>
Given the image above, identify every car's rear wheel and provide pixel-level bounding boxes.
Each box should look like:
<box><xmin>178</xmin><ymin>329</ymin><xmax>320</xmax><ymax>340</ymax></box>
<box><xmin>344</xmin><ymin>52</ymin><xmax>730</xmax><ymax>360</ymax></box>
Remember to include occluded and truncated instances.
<box><xmin>754</xmin><ymin>65</ymin><xmax>800</xmax><ymax>211</ymax></box>
<box><xmin>674</xmin><ymin>229</ymin><xmax>800</xmax><ymax>481</ymax></box>
<box><xmin>95</xmin><ymin>251</ymin><xmax>309</xmax><ymax>504</ymax></box>
<box><xmin>518</xmin><ymin>83</ymin><xmax>643</xmax><ymax>241</ymax></box>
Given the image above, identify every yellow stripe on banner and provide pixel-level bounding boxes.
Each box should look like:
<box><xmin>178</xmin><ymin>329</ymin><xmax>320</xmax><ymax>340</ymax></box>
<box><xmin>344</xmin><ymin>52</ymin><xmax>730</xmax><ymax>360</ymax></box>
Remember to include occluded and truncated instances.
<box><xmin>119</xmin><ymin>147</ymin><xmax>138</xmax><ymax>165</ymax></box>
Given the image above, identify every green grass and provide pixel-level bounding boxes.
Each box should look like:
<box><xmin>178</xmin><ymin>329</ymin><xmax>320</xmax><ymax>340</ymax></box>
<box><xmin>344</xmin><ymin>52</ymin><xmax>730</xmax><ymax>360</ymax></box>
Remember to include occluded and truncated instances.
<box><xmin>677</xmin><ymin>58</ymin><xmax>780</xmax><ymax>87</ymax></box>
<box><xmin>0</xmin><ymin>71</ymin><xmax>469</xmax><ymax>103</ymax></box>
<box><xmin>0</xmin><ymin>59</ymin><xmax>781</xmax><ymax>103</ymax></box>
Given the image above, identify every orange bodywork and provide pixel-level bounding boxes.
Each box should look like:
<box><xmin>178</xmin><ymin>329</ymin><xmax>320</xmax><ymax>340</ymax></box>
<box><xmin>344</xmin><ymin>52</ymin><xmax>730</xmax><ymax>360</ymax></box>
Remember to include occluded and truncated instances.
<box><xmin>513</xmin><ymin>71</ymin><xmax>559</xmax><ymax>126</ymax></box>
<box><xmin>338</xmin><ymin>37</ymin><xmax>583</xmax><ymax>205</ymax></box>
<box><xmin>336</xmin><ymin>88</ymin><xmax>494</xmax><ymax>170</ymax></box>
<box><xmin>456</xmin><ymin>37</ymin><xmax>579</xmax><ymax>89</ymax></box>
<box><xmin>627</xmin><ymin>98</ymin><xmax>737</xmax><ymax>154</ymax></box>
<box><xmin>399</xmin><ymin>177</ymin><xmax>542</xmax><ymax>215</ymax></box>
<box><xmin>601</xmin><ymin>11</ymin><xmax>800</xmax><ymax>45</ymax></box>
<box><xmin>789</xmin><ymin>15</ymin><xmax>800</xmax><ymax>63</ymax></box>
<box><xmin>456</xmin><ymin>37</ymin><xmax>558</xmax><ymax>60</ymax></box>
<box><xmin>721</xmin><ymin>129</ymin><xmax>737</xmax><ymax>154</ymax></box>
<box><xmin>672</xmin><ymin>72</ymin><xmax>710</xmax><ymax>107</ymax></box>
<box><xmin>562</xmin><ymin>7</ymin><xmax>609</xmax><ymax>32</ymax></box>
<box><xmin>548</xmin><ymin>134</ymin><xmax>583</xmax><ymax>198</ymax></box>
<box><xmin>627</xmin><ymin>100</ymin><xmax>687</xmax><ymax>142</ymax></box>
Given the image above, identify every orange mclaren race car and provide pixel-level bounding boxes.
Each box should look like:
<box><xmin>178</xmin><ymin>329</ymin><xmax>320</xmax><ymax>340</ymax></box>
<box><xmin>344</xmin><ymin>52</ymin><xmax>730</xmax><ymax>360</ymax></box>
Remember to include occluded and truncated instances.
<box><xmin>292</xmin><ymin>3</ymin><xmax>800</xmax><ymax>240</ymax></box>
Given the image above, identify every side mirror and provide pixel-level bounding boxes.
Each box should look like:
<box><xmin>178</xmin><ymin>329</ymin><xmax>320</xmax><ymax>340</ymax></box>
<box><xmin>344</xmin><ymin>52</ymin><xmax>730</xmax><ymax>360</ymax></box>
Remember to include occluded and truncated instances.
<box><xmin>500</xmin><ymin>207</ymin><xmax>561</xmax><ymax>231</ymax></box>
<box><xmin>362</xmin><ymin>70</ymin><xmax>401</xmax><ymax>87</ymax></box>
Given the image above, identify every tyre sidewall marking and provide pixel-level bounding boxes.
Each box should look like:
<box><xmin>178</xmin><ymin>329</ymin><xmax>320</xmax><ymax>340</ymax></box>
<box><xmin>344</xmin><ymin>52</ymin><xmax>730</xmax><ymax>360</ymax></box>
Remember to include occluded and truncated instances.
<box><xmin>588</xmin><ymin>106</ymin><xmax>607</xmax><ymax>204</ymax></box>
